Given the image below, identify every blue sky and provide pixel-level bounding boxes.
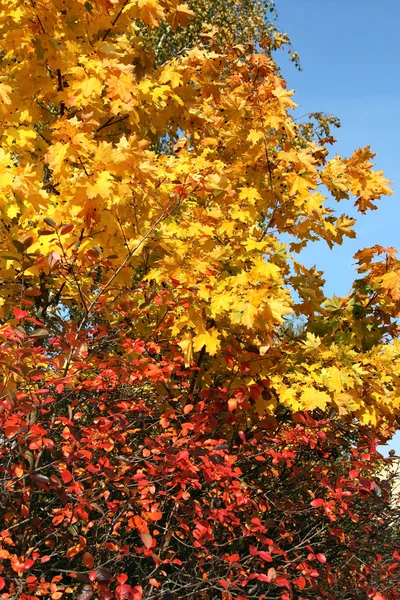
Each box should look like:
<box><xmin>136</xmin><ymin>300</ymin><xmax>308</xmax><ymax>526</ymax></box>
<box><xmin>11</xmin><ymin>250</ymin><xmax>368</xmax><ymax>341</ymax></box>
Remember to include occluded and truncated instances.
<box><xmin>274</xmin><ymin>0</ymin><xmax>400</xmax><ymax>454</ymax></box>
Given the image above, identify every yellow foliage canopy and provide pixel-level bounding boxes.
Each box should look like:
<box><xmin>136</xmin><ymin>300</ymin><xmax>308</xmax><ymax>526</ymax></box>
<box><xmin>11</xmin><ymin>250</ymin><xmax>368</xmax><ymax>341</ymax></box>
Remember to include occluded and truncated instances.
<box><xmin>0</xmin><ymin>0</ymin><xmax>398</xmax><ymax>429</ymax></box>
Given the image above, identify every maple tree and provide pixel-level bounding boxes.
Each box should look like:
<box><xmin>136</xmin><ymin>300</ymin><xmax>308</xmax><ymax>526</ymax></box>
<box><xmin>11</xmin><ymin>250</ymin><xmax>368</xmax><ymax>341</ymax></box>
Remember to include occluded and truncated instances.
<box><xmin>0</xmin><ymin>1</ymin><xmax>400</xmax><ymax>599</ymax></box>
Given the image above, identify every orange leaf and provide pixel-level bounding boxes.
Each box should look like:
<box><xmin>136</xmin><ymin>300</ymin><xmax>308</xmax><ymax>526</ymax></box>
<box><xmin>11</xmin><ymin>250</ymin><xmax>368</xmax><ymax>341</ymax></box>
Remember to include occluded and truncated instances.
<box><xmin>228</xmin><ymin>398</ymin><xmax>237</xmax><ymax>412</ymax></box>
<box><xmin>66</xmin><ymin>536</ymin><xmax>86</xmax><ymax>558</ymax></box>
<box><xmin>82</xmin><ymin>551</ymin><xmax>94</xmax><ymax>569</ymax></box>
<box><xmin>133</xmin><ymin>515</ymin><xmax>148</xmax><ymax>533</ymax></box>
<box><xmin>144</xmin><ymin>511</ymin><xmax>162</xmax><ymax>521</ymax></box>
<box><xmin>381</xmin><ymin>271</ymin><xmax>400</xmax><ymax>300</ymax></box>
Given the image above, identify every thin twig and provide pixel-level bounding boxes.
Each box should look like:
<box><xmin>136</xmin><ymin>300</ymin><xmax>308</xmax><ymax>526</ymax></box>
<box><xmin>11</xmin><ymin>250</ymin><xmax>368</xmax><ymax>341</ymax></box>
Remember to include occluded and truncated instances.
<box><xmin>63</xmin><ymin>202</ymin><xmax>177</xmax><ymax>377</ymax></box>
<box><xmin>78</xmin><ymin>156</ymin><xmax>90</xmax><ymax>177</ymax></box>
<box><xmin>96</xmin><ymin>114</ymin><xmax>129</xmax><ymax>134</ymax></box>
<box><xmin>102</xmin><ymin>0</ymin><xmax>130</xmax><ymax>42</ymax></box>
<box><xmin>188</xmin><ymin>344</ymin><xmax>206</xmax><ymax>398</ymax></box>
<box><xmin>251</xmin><ymin>90</ymin><xmax>279</xmax><ymax>241</ymax></box>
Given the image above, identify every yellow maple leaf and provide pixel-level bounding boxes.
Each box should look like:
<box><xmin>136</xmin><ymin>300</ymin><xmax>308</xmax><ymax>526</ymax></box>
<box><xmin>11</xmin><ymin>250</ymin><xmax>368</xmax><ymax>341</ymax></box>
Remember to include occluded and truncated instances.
<box><xmin>289</xmin><ymin>173</ymin><xmax>315</xmax><ymax>197</ymax></box>
<box><xmin>193</xmin><ymin>328</ymin><xmax>221</xmax><ymax>355</ymax></box>
<box><xmin>304</xmin><ymin>192</ymin><xmax>325</xmax><ymax>214</ymax></box>
<box><xmin>240</xmin><ymin>302</ymin><xmax>258</xmax><ymax>328</ymax></box>
<box><xmin>7</xmin><ymin>204</ymin><xmax>19</xmax><ymax>219</ymax></box>
<box><xmin>302</xmin><ymin>332</ymin><xmax>321</xmax><ymax>354</ymax></box>
<box><xmin>159</xmin><ymin>66</ymin><xmax>183</xmax><ymax>89</ymax></box>
<box><xmin>239</xmin><ymin>187</ymin><xmax>261</xmax><ymax>205</ymax></box>
<box><xmin>265</xmin><ymin>298</ymin><xmax>292</xmax><ymax>325</ymax></box>
<box><xmin>137</xmin><ymin>0</ymin><xmax>165</xmax><ymax>27</ymax></box>
<box><xmin>333</xmin><ymin>392</ymin><xmax>359</xmax><ymax>416</ymax></box>
<box><xmin>300</xmin><ymin>387</ymin><xmax>330</xmax><ymax>412</ymax></box>
<box><xmin>279</xmin><ymin>386</ymin><xmax>301</xmax><ymax>411</ymax></box>
<box><xmin>246</xmin><ymin>130</ymin><xmax>264</xmax><ymax>145</ymax></box>
<box><xmin>264</xmin><ymin>115</ymin><xmax>283</xmax><ymax>129</ymax></box>
<box><xmin>168</xmin><ymin>4</ymin><xmax>195</xmax><ymax>30</ymax></box>
<box><xmin>86</xmin><ymin>171</ymin><xmax>114</xmax><ymax>199</ymax></box>
<box><xmin>80</xmin><ymin>77</ymin><xmax>103</xmax><ymax>99</ymax></box>
<box><xmin>358</xmin><ymin>405</ymin><xmax>378</xmax><ymax>426</ymax></box>
<box><xmin>272</xmin><ymin>86</ymin><xmax>297</xmax><ymax>109</ymax></box>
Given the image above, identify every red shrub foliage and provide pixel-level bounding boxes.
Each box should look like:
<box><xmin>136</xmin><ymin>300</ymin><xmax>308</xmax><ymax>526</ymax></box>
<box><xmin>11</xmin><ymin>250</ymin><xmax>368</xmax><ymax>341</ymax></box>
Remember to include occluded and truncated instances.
<box><xmin>1</xmin><ymin>330</ymin><xmax>399</xmax><ymax>600</ymax></box>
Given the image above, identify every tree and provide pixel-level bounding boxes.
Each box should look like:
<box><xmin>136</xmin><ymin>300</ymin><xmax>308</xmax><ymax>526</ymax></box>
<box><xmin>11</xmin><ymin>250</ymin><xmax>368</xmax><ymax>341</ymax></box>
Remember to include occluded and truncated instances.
<box><xmin>138</xmin><ymin>0</ymin><xmax>288</xmax><ymax>65</ymax></box>
<box><xmin>0</xmin><ymin>1</ymin><xmax>399</xmax><ymax>599</ymax></box>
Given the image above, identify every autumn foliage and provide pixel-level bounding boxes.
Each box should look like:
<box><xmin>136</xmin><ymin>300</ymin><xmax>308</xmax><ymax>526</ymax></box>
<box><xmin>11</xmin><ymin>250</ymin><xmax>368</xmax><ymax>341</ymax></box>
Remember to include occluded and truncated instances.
<box><xmin>0</xmin><ymin>1</ymin><xmax>400</xmax><ymax>599</ymax></box>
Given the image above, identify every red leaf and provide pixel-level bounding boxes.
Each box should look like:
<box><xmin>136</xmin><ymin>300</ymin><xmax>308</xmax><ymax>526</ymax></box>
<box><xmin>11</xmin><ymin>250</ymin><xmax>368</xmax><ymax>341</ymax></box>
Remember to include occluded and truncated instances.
<box><xmin>14</xmin><ymin>308</ymin><xmax>29</xmax><ymax>319</ymax></box>
<box><xmin>388</xmin><ymin>562</ymin><xmax>399</xmax><ymax>574</ymax></box>
<box><xmin>61</xmin><ymin>469</ymin><xmax>73</xmax><ymax>483</ymax></box>
<box><xmin>60</xmin><ymin>223</ymin><xmax>74</xmax><ymax>235</ymax></box>
<box><xmin>294</xmin><ymin>576</ymin><xmax>306</xmax><ymax>590</ymax></box>
<box><xmin>249</xmin><ymin>573</ymin><xmax>269</xmax><ymax>582</ymax></box>
<box><xmin>41</xmin><ymin>555</ymin><xmax>52</xmax><ymax>563</ymax></box>
<box><xmin>310</xmin><ymin>498</ymin><xmax>324</xmax><ymax>507</ymax></box>
<box><xmin>117</xmin><ymin>574</ymin><xmax>128</xmax><ymax>585</ymax></box>
<box><xmin>258</xmin><ymin>550</ymin><xmax>273</xmax><ymax>562</ymax></box>
<box><xmin>249</xmin><ymin>384</ymin><xmax>262</xmax><ymax>400</ymax></box>
<box><xmin>226</xmin><ymin>553</ymin><xmax>240</xmax><ymax>563</ymax></box>
<box><xmin>131</xmin><ymin>586</ymin><xmax>143</xmax><ymax>599</ymax></box>
<box><xmin>116</xmin><ymin>584</ymin><xmax>132</xmax><ymax>599</ymax></box>
<box><xmin>316</xmin><ymin>553</ymin><xmax>327</xmax><ymax>564</ymax></box>
<box><xmin>5</xmin><ymin>424</ymin><xmax>20</xmax><ymax>438</ymax></box>
<box><xmin>0</xmin><ymin>577</ymin><xmax>5</xmax><ymax>591</ymax></box>
<box><xmin>276</xmin><ymin>576</ymin><xmax>291</xmax><ymax>589</ymax></box>
<box><xmin>48</xmin><ymin>251</ymin><xmax>61</xmax><ymax>270</ymax></box>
